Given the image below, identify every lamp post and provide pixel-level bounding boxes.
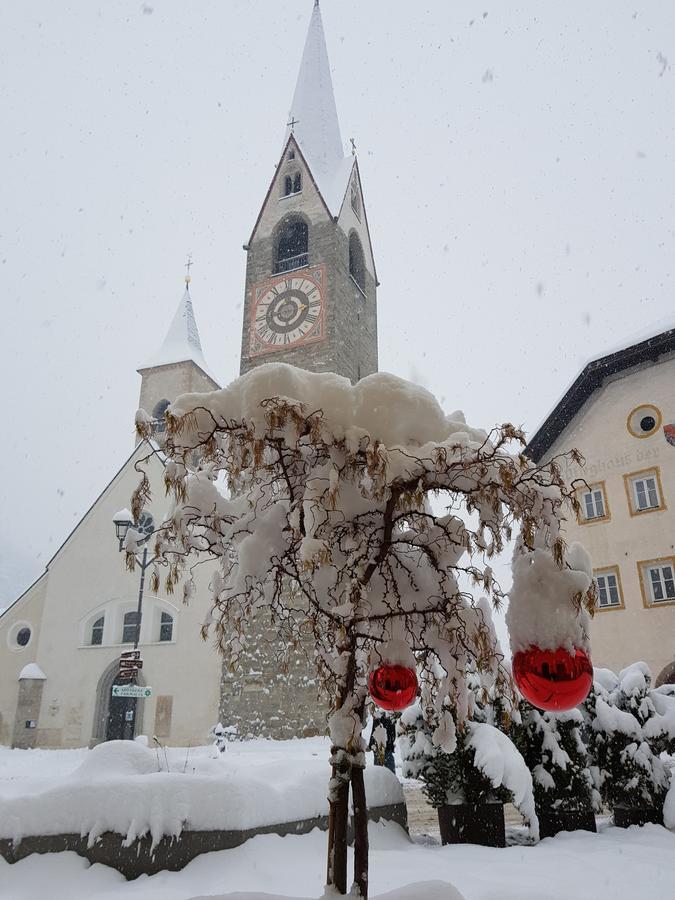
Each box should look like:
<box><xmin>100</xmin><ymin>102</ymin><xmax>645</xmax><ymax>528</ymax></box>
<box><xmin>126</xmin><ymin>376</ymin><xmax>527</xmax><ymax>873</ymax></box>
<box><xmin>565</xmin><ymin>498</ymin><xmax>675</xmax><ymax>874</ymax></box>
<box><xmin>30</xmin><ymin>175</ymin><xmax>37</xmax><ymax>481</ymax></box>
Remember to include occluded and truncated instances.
<box><xmin>111</xmin><ymin>509</ymin><xmax>156</xmax><ymax>739</ymax></box>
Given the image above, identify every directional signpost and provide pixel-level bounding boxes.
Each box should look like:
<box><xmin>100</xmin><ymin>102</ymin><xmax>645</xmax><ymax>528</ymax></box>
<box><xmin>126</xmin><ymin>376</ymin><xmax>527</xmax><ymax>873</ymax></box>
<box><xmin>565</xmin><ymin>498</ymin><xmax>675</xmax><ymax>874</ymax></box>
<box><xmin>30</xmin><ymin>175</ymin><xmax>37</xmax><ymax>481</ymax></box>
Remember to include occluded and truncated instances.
<box><xmin>117</xmin><ymin>650</ymin><xmax>143</xmax><ymax>682</ymax></box>
<box><xmin>112</xmin><ymin>684</ymin><xmax>153</xmax><ymax>699</ymax></box>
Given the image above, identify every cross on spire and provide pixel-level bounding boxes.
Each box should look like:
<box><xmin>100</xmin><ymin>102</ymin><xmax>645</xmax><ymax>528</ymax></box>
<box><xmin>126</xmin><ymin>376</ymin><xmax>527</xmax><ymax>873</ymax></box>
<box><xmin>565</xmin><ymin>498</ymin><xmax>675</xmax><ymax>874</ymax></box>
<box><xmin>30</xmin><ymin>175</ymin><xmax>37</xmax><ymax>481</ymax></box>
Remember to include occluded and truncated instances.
<box><xmin>287</xmin><ymin>116</ymin><xmax>300</xmax><ymax>131</ymax></box>
<box><xmin>350</xmin><ymin>137</ymin><xmax>357</xmax><ymax>156</ymax></box>
<box><xmin>184</xmin><ymin>254</ymin><xmax>193</xmax><ymax>286</ymax></box>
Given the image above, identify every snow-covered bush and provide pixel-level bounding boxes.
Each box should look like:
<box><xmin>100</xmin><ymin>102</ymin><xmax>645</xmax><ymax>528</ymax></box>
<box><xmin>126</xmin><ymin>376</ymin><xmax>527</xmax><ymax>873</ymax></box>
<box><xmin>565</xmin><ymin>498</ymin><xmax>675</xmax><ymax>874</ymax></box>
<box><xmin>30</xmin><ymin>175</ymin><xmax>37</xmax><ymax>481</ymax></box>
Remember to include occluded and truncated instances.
<box><xmin>644</xmin><ymin>685</ymin><xmax>675</xmax><ymax>756</ymax></box>
<box><xmin>585</xmin><ymin>663</ymin><xmax>670</xmax><ymax>812</ymax></box>
<box><xmin>514</xmin><ymin>702</ymin><xmax>597</xmax><ymax>816</ymax></box>
<box><xmin>400</xmin><ymin>698</ymin><xmax>538</xmax><ymax>836</ymax></box>
<box><xmin>134</xmin><ymin>363</ymin><xmax>592</xmax><ymax>897</ymax></box>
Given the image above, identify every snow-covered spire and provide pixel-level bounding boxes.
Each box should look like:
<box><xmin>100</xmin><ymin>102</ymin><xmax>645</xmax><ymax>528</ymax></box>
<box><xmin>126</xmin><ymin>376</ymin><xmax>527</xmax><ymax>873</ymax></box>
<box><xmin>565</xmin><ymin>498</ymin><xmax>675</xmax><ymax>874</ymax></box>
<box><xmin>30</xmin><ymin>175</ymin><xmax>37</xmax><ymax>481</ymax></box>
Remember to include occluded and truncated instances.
<box><xmin>138</xmin><ymin>280</ymin><xmax>216</xmax><ymax>382</ymax></box>
<box><xmin>285</xmin><ymin>1</ymin><xmax>344</xmax><ymax>177</ymax></box>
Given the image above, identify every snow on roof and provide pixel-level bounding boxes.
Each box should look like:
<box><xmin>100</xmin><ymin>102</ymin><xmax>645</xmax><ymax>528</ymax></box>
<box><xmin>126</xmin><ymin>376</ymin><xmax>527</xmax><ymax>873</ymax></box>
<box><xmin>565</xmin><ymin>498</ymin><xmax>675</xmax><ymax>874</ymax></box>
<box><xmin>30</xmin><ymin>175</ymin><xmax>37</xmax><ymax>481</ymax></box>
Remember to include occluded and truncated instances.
<box><xmin>284</xmin><ymin>2</ymin><xmax>352</xmax><ymax>215</ymax></box>
<box><xmin>18</xmin><ymin>663</ymin><xmax>46</xmax><ymax>681</ymax></box>
<box><xmin>138</xmin><ymin>285</ymin><xmax>217</xmax><ymax>383</ymax></box>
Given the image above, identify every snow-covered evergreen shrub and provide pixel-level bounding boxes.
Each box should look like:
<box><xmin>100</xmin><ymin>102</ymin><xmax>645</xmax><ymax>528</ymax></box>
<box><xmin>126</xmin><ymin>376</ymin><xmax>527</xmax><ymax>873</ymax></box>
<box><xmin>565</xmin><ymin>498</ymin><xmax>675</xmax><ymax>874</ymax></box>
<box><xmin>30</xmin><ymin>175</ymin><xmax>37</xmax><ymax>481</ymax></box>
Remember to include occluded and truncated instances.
<box><xmin>586</xmin><ymin>663</ymin><xmax>670</xmax><ymax>811</ymax></box>
<box><xmin>645</xmin><ymin>684</ymin><xmax>675</xmax><ymax>756</ymax></box>
<box><xmin>400</xmin><ymin>699</ymin><xmax>538</xmax><ymax>835</ymax></box>
<box><xmin>514</xmin><ymin>702</ymin><xmax>596</xmax><ymax>814</ymax></box>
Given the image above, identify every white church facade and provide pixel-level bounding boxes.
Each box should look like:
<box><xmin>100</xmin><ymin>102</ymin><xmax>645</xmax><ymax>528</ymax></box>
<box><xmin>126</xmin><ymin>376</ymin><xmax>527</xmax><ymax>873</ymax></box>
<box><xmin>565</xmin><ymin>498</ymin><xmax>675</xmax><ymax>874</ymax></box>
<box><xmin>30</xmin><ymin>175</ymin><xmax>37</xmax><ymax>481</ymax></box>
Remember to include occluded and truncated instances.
<box><xmin>0</xmin><ymin>3</ymin><xmax>379</xmax><ymax>749</ymax></box>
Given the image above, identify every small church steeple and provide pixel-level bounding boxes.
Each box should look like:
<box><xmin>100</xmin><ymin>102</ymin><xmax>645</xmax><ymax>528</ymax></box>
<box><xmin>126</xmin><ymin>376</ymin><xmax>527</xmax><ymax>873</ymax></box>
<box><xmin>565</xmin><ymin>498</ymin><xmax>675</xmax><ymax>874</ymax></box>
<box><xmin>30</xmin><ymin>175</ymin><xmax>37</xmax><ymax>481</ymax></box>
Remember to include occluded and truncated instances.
<box><xmin>239</xmin><ymin>3</ymin><xmax>378</xmax><ymax>384</ymax></box>
<box><xmin>137</xmin><ymin>264</ymin><xmax>219</xmax><ymax>444</ymax></box>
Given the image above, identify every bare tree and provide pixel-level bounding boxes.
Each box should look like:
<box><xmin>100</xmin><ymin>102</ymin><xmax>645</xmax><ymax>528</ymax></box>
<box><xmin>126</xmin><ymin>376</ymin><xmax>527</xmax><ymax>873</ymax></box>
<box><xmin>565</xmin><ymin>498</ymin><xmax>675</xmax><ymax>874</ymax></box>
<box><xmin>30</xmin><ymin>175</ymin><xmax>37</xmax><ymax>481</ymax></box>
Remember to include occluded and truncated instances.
<box><xmin>134</xmin><ymin>365</ymin><xmax>593</xmax><ymax>898</ymax></box>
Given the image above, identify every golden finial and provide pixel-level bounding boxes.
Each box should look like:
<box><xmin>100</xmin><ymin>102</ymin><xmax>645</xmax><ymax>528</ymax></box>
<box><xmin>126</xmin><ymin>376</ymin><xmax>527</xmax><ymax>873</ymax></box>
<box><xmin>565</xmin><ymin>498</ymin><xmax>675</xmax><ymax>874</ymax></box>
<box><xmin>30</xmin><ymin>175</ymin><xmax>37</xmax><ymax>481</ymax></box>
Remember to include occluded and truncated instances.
<box><xmin>184</xmin><ymin>254</ymin><xmax>193</xmax><ymax>286</ymax></box>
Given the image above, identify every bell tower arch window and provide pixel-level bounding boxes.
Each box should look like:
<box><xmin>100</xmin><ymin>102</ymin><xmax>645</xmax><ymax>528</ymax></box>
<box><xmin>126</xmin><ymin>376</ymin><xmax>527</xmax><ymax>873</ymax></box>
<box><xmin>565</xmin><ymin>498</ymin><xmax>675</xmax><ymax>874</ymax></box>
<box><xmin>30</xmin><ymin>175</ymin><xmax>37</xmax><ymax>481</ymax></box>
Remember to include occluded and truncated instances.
<box><xmin>152</xmin><ymin>399</ymin><xmax>170</xmax><ymax>434</ymax></box>
<box><xmin>283</xmin><ymin>172</ymin><xmax>302</xmax><ymax>197</ymax></box>
<box><xmin>349</xmin><ymin>232</ymin><xmax>366</xmax><ymax>294</ymax></box>
<box><xmin>274</xmin><ymin>217</ymin><xmax>309</xmax><ymax>274</ymax></box>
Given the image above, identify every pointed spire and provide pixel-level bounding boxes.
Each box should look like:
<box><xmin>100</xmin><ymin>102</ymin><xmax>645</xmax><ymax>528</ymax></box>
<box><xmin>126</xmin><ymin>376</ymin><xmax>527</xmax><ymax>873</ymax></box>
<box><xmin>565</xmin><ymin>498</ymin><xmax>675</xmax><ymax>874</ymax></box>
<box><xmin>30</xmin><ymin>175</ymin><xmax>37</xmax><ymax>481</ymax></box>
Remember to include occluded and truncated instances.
<box><xmin>285</xmin><ymin>2</ymin><xmax>344</xmax><ymax>176</ymax></box>
<box><xmin>138</xmin><ymin>269</ymin><xmax>217</xmax><ymax>382</ymax></box>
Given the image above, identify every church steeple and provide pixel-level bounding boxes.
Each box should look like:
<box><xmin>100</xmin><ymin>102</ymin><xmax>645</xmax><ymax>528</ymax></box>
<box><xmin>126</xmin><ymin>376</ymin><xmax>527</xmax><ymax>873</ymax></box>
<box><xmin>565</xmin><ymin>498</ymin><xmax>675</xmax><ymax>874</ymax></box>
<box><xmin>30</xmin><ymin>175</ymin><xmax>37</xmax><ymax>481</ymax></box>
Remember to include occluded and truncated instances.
<box><xmin>239</xmin><ymin>3</ymin><xmax>378</xmax><ymax>384</ymax></box>
<box><xmin>137</xmin><ymin>271</ymin><xmax>219</xmax><ymax>444</ymax></box>
<box><xmin>285</xmin><ymin>1</ymin><xmax>344</xmax><ymax>179</ymax></box>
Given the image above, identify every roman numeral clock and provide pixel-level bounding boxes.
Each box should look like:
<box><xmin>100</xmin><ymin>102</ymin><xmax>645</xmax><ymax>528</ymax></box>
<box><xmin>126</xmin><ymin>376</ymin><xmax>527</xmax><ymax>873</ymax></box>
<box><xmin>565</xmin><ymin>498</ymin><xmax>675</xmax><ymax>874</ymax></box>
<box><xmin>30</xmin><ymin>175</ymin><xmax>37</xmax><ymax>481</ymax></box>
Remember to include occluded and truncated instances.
<box><xmin>249</xmin><ymin>265</ymin><xmax>326</xmax><ymax>357</ymax></box>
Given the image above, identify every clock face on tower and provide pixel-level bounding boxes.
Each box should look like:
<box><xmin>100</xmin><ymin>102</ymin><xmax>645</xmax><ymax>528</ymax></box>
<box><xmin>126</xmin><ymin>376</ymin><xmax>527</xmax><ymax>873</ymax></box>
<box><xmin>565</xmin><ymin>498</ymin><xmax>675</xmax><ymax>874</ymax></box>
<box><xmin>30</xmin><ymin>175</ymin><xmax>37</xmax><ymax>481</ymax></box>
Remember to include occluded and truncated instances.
<box><xmin>249</xmin><ymin>265</ymin><xmax>326</xmax><ymax>357</ymax></box>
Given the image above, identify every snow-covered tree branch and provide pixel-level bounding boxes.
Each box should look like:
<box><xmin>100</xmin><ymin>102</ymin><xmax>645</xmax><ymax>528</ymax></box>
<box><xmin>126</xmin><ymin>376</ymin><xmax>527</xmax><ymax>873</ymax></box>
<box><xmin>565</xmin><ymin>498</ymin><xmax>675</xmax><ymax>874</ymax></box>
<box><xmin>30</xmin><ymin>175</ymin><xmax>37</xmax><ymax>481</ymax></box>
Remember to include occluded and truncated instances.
<box><xmin>134</xmin><ymin>363</ymin><xmax>594</xmax><ymax>898</ymax></box>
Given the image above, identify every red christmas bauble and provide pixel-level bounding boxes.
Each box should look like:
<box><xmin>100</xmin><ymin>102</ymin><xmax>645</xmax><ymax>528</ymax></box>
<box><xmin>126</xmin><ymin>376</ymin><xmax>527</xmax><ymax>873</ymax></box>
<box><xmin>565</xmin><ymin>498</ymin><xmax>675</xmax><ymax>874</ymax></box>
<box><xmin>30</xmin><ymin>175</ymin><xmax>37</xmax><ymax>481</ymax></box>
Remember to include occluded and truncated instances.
<box><xmin>369</xmin><ymin>665</ymin><xmax>418</xmax><ymax>711</ymax></box>
<box><xmin>513</xmin><ymin>646</ymin><xmax>593</xmax><ymax>712</ymax></box>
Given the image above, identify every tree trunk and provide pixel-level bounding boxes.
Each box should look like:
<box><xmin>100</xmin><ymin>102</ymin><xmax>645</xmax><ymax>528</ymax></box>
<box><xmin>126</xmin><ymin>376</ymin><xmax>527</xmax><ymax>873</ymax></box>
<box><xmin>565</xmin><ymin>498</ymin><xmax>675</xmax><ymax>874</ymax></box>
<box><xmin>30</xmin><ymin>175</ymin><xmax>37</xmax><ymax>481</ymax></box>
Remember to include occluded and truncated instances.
<box><xmin>325</xmin><ymin>635</ymin><xmax>360</xmax><ymax>896</ymax></box>
<box><xmin>331</xmin><ymin>775</ymin><xmax>350</xmax><ymax>894</ymax></box>
<box><xmin>351</xmin><ymin>763</ymin><xmax>369</xmax><ymax>899</ymax></box>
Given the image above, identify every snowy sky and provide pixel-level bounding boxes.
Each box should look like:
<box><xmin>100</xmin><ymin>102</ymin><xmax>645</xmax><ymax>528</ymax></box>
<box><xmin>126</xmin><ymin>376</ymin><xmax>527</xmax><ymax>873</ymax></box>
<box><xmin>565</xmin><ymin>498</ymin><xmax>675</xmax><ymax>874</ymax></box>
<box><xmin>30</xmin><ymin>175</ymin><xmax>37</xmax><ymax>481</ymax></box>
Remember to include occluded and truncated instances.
<box><xmin>1</xmin><ymin>1</ymin><xmax>674</xmax><ymax>610</ymax></box>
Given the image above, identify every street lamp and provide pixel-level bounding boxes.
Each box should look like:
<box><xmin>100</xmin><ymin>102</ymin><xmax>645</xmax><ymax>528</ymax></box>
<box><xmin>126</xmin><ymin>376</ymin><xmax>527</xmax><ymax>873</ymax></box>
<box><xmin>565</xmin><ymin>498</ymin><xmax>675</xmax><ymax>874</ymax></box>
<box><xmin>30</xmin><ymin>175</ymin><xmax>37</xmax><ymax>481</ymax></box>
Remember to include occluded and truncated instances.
<box><xmin>112</xmin><ymin>509</ymin><xmax>156</xmax><ymax>650</ymax></box>
<box><xmin>111</xmin><ymin>509</ymin><xmax>157</xmax><ymax>742</ymax></box>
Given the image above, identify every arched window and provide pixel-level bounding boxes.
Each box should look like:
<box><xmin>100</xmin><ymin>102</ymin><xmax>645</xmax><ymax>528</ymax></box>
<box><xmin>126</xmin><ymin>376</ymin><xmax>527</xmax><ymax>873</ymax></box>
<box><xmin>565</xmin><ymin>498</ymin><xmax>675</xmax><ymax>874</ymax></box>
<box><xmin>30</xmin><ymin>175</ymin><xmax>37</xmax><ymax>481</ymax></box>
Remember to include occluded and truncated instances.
<box><xmin>349</xmin><ymin>232</ymin><xmax>366</xmax><ymax>294</ymax></box>
<box><xmin>122</xmin><ymin>611</ymin><xmax>140</xmax><ymax>644</ymax></box>
<box><xmin>274</xmin><ymin>219</ymin><xmax>309</xmax><ymax>274</ymax></box>
<box><xmin>152</xmin><ymin>399</ymin><xmax>170</xmax><ymax>434</ymax></box>
<box><xmin>283</xmin><ymin>173</ymin><xmax>301</xmax><ymax>198</ymax></box>
<box><xmin>91</xmin><ymin>616</ymin><xmax>105</xmax><ymax>646</ymax></box>
<box><xmin>159</xmin><ymin>612</ymin><xmax>174</xmax><ymax>642</ymax></box>
<box><xmin>288</xmin><ymin>149</ymin><xmax>296</xmax><ymax>161</ymax></box>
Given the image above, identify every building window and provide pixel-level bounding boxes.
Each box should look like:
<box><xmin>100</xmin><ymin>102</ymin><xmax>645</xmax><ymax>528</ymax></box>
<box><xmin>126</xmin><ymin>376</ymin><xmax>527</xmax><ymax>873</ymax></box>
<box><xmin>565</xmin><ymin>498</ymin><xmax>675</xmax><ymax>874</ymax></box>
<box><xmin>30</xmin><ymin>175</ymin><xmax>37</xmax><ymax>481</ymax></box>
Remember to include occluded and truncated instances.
<box><xmin>7</xmin><ymin>621</ymin><xmax>33</xmax><ymax>651</ymax></box>
<box><xmin>159</xmin><ymin>612</ymin><xmax>174</xmax><ymax>642</ymax></box>
<box><xmin>624</xmin><ymin>468</ymin><xmax>665</xmax><ymax>515</ymax></box>
<box><xmin>578</xmin><ymin>482</ymin><xmax>609</xmax><ymax>523</ymax></box>
<box><xmin>288</xmin><ymin>149</ymin><xmax>295</xmax><ymax>160</ymax></box>
<box><xmin>283</xmin><ymin>172</ymin><xmax>302</xmax><ymax>197</ymax></box>
<box><xmin>152</xmin><ymin>399</ymin><xmax>170</xmax><ymax>434</ymax></box>
<box><xmin>349</xmin><ymin>232</ymin><xmax>366</xmax><ymax>294</ymax></box>
<box><xmin>627</xmin><ymin>403</ymin><xmax>662</xmax><ymax>439</ymax></box>
<box><xmin>274</xmin><ymin>218</ymin><xmax>308</xmax><ymax>273</ymax></box>
<box><xmin>91</xmin><ymin>616</ymin><xmax>104</xmax><ymax>646</ymax></box>
<box><xmin>640</xmin><ymin>558</ymin><xmax>675</xmax><ymax>606</ymax></box>
<box><xmin>351</xmin><ymin>181</ymin><xmax>361</xmax><ymax>219</ymax></box>
<box><xmin>122</xmin><ymin>611</ymin><xmax>140</xmax><ymax>644</ymax></box>
<box><xmin>16</xmin><ymin>627</ymin><xmax>31</xmax><ymax>647</ymax></box>
<box><xmin>594</xmin><ymin>567</ymin><xmax>623</xmax><ymax>610</ymax></box>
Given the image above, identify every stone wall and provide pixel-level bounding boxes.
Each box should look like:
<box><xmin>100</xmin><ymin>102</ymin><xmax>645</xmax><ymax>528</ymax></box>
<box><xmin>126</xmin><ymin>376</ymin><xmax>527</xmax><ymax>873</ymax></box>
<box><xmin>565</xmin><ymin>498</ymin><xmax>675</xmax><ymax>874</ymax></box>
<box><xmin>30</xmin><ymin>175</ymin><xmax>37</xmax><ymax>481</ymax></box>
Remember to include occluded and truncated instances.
<box><xmin>11</xmin><ymin>678</ymin><xmax>45</xmax><ymax>749</ymax></box>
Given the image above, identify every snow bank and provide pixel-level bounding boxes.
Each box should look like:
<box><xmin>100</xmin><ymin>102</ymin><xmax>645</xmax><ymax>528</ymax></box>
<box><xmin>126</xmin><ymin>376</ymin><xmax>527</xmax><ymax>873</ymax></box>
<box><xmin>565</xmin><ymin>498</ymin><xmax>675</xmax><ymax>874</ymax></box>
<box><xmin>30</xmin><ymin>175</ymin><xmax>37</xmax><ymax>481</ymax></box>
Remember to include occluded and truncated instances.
<box><xmin>193</xmin><ymin>884</ymin><xmax>466</xmax><ymax>900</ymax></box>
<box><xmin>0</xmin><ymin>740</ymin><xmax>403</xmax><ymax>848</ymax></box>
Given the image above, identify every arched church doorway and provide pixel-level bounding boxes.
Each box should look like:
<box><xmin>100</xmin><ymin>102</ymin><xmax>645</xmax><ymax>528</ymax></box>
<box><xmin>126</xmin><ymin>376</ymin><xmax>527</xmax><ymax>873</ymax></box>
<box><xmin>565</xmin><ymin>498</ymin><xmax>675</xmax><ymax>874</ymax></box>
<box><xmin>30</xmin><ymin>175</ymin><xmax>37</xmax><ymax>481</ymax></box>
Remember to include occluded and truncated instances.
<box><xmin>91</xmin><ymin>659</ymin><xmax>146</xmax><ymax>746</ymax></box>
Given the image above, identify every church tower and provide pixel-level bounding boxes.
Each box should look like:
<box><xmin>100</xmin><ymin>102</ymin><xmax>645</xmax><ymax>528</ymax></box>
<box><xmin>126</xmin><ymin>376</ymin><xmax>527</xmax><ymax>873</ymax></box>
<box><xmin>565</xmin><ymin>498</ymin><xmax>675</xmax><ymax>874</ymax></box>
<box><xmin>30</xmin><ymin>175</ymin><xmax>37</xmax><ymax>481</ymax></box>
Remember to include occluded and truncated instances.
<box><xmin>239</xmin><ymin>1</ymin><xmax>378</xmax><ymax>384</ymax></box>
<box><xmin>137</xmin><ymin>273</ymin><xmax>219</xmax><ymax>445</ymax></box>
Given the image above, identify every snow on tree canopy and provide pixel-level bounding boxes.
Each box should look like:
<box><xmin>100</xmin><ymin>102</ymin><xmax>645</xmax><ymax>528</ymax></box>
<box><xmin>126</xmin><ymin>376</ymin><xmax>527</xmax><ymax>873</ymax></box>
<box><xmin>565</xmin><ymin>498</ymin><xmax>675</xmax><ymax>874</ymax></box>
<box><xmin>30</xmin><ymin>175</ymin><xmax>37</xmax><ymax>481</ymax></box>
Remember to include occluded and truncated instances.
<box><xmin>168</xmin><ymin>363</ymin><xmax>485</xmax><ymax>452</ymax></box>
<box><xmin>134</xmin><ymin>362</ymin><xmax>593</xmax><ymax>898</ymax></box>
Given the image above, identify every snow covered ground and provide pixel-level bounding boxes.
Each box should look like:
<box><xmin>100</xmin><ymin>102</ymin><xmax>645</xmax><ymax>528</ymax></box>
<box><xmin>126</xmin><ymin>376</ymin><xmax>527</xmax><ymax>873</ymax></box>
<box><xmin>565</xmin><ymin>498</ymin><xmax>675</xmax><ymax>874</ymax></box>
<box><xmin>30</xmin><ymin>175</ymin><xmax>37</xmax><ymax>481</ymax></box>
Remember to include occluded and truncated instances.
<box><xmin>1</xmin><ymin>738</ymin><xmax>675</xmax><ymax>899</ymax></box>
<box><xmin>1</xmin><ymin>819</ymin><xmax>675</xmax><ymax>900</ymax></box>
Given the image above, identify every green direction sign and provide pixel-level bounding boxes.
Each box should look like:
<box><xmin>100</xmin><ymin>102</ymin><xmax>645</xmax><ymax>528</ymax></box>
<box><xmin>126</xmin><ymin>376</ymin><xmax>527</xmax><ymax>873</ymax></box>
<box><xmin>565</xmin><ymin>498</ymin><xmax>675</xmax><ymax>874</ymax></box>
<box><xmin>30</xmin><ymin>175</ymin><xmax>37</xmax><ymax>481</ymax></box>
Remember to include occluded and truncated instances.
<box><xmin>112</xmin><ymin>685</ymin><xmax>153</xmax><ymax>699</ymax></box>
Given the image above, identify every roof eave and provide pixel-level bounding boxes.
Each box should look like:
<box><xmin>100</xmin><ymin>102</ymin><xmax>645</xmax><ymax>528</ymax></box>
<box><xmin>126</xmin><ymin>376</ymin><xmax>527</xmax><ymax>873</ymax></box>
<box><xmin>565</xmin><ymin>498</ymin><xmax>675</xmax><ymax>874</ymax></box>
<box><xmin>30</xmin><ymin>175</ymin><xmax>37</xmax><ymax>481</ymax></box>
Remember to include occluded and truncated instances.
<box><xmin>526</xmin><ymin>328</ymin><xmax>675</xmax><ymax>462</ymax></box>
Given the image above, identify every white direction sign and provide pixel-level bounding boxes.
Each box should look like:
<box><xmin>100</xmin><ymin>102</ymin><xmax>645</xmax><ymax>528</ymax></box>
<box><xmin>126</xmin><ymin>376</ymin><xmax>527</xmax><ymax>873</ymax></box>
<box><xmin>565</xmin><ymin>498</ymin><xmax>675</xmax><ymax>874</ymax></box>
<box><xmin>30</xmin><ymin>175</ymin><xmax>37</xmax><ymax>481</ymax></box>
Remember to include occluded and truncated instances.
<box><xmin>112</xmin><ymin>685</ymin><xmax>153</xmax><ymax>699</ymax></box>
